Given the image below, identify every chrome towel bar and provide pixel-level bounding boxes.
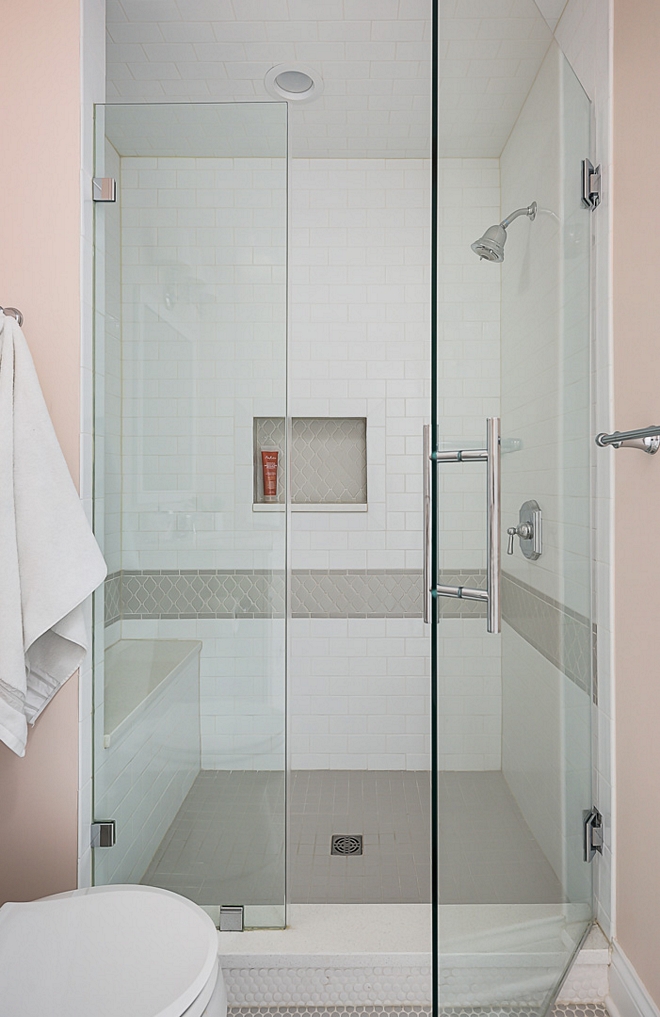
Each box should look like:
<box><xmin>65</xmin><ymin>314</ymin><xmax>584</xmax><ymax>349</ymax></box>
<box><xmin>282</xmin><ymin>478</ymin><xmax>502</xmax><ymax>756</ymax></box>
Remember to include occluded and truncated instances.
<box><xmin>595</xmin><ymin>424</ymin><xmax>660</xmax><ymax>454</ymax></box>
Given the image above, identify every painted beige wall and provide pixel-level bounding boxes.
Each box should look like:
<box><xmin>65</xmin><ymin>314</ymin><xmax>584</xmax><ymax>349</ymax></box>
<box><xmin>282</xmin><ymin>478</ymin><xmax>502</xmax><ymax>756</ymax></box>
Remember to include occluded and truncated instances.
<box><xmin>613</xmin><ymin>0</ymin><xmax>660</xmax><ymax>1003</ymax></box>
<box><xmin>0</xmin><ymin>0</ymin><xmax>82</xmax><ymax>904</ymax></box>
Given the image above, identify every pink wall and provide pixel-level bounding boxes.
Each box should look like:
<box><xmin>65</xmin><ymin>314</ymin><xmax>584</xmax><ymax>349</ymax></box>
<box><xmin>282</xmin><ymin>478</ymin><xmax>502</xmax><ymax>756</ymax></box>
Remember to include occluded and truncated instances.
<box><xmin>0</xmin><ymin>0</ymin><xmax>82</xmax><ymax>904</ymax></box>
<box><xmin>613</xmin><ymin>0</ymin><xmax>660</xmax><ymax>1003</ymax></box>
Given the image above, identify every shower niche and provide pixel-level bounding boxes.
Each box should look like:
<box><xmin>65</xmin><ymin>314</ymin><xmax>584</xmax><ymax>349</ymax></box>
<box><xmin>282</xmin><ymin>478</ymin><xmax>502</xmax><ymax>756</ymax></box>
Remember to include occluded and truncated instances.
<box><xmin>253</xmin><ymin>416</ymin><xmax>367</xmax><ymax>511</ymax></box>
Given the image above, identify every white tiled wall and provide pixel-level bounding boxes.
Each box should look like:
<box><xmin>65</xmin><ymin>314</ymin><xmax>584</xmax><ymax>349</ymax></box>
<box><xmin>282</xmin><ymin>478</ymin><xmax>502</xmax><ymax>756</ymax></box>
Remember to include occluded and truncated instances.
<box><xmin>290</xmin><ymin>617</ymin><xmax>429</xmax><ymax>770</ymax></box>
<box><xmin>119</xmin><ymin>154</ymin><xmax>287</xmax><ymax>571</ymax></box>
<box><xmin>97</xmin><ymin>146</ymin><xmax>288</xmax><ymax>772</ymax></box>
<box><xmin>288</xmin><ymin>157</ymin><xmax>429</xmax><ymax>770</ymax></box>
<box><xmin>501</xmin><ymin>42</ymin><xmax>592</xmax><ymax>622</ymax></box>
<box><xmin>99</xmin><ymin>152</ymin><xmax>502</xmax><ymax>772</ymax></box>
<box><xmin>436</xmin><ymin>619</ymin><xmax>501</xmax><ymax>771</ymax></box>
<box><xmin>287</xmin><ymin>156</ymin><xmax>502</xmax><ymax>770</ymax></box>
<box><xmin>435</xmin><ymin>158</ymin><xmax>502</xmax><ymax>770</ymax></box>
<box><xmin>288</xmin><ymin>158</ymin><xmax>430</xmax><ymax>573</ymax></box>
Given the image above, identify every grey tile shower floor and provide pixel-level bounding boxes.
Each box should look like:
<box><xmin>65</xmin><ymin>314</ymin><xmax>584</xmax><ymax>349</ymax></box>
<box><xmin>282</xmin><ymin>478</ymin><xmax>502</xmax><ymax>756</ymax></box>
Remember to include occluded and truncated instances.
<box><xmin>142</xmin><ymin>770</ymin><xmax>565</xmax><ymax>907</ymax></box>
<box><xmin>141</xmin><ymin>770</ymin><xmax>285</xmax><ymax>907</ymax></box>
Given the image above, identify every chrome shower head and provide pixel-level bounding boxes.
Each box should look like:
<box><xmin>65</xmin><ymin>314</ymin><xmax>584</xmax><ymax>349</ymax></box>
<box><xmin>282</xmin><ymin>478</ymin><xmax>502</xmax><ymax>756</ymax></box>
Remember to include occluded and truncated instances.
<box><xmin>471</xmin><ymin>224</ymin><xmax>507</xmax><ymax>262</ymax></box>
<box><xmin>471</xmin><ymin>202</ymin><xmax>537</xmax><ymax>262</ymax></box>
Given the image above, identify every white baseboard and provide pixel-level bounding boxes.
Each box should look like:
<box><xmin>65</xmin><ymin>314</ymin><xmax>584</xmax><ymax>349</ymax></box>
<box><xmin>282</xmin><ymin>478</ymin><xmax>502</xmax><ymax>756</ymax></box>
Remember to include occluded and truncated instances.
<box><xmin>607</xmin><ymin>942</ymin><xmax>660</xmax><ymax>1017</ymax></box>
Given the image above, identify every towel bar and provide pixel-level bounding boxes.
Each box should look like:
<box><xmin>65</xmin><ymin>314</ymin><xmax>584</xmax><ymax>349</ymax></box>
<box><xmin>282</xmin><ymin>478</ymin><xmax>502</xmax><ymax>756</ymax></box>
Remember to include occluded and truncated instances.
<box><xmin>0</xmin><ymin>306</ymin><xmax>24</xmax><ymax>326</ymax></box>
<box><xmin>595</xmin><ymin>424</ymin><xmax>660</xmax><ymax>454</ymax></box>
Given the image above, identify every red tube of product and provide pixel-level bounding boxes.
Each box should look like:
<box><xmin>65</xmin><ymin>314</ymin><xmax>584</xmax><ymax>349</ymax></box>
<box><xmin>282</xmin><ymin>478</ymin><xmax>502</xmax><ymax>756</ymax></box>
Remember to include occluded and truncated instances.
<box><xmin>261</xmin><ymin>449</ymin><xmax>279</xmax><ymax>502</ymax></box>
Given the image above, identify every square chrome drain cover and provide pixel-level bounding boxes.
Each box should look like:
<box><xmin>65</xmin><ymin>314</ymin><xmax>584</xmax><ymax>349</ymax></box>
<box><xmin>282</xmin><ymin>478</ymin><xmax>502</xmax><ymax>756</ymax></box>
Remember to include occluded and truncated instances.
<box><xmin>331</xmin><ymin>834</ymin><xmax>363</xmax><ymax>856</ymax></box>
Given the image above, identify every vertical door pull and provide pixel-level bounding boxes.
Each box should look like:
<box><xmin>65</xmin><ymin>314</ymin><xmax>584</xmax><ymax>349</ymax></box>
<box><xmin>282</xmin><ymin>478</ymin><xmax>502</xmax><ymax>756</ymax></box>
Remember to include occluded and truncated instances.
<box><xmin>486</xmin><ymin>417</ymin><xmax>501</xmax><ymax>634</ymax></box>
<box><xmin>423</xmin><ymin>418</ymin><xmax>501</xmax><ymax>634</ymax></box>
<box><xmin>423</xmin><ymin>425</ymin><xmax>433</xmax><ymax>625</ymax></box>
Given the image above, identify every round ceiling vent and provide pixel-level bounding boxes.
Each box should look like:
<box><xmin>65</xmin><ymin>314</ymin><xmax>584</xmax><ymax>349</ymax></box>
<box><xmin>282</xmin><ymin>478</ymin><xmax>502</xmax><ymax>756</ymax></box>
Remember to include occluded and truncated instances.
<box><xmin>264</xmin><ymin>63</ymin><xmax>323</xmax><ymax>104</ymax></box>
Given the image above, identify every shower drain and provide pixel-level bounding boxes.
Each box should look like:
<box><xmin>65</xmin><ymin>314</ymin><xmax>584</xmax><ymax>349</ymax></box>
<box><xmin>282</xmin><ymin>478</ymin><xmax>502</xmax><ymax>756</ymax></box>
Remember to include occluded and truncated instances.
<box><xmin>331</xmin><ymin>834</ymin><xmax>363</xmax><ymax>856</ymax></box>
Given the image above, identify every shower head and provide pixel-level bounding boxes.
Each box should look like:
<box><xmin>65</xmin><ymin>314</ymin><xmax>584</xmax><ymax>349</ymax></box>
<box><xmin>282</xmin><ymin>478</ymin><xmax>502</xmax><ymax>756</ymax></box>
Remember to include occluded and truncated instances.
<box><xmin>471</xmin><ymin>202</ymin><xmax>537</xmax><ymax>262</ymax></box>
<box><xmin>471</xmin><ymin>223</ymin><xmax>508</xmax><ymax>262</ymax></box>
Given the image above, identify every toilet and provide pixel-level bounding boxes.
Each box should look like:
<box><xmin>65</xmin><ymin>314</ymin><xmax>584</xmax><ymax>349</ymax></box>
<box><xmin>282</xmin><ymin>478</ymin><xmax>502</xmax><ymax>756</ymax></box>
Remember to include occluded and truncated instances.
<box><xmin>0</xmin><ymin>884</ymin><xmax>227</xmax><ymax>1017</ymax></box>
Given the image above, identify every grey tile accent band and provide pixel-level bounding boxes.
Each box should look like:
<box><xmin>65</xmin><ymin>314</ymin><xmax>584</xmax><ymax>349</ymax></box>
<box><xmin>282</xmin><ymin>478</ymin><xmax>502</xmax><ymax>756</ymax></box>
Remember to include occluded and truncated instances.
<box><xmin>292</xmin><ymin>569</ymin><xmax>487</xmax><ymax>619</ymax></box>
<box><xmin>104</xmin><ymin>572</ymin><xmax>121</xmax><ymax>627</ymax></box>
<box><xmin>292</xmin><ymin>569</ymin><xmax>420</xmax><ymax>618</ymax></box>
<box><xmin>119</xmin><ymin>569</ymin><xmax>286</xmax><ymax>620</ymax></box>
<box><xmin>501</xmin><ymin>571</ymin><xmax>593</xmax><ymax>695</ymax></box>
<box><xmin>103</xmin><ymin>568</ymin><xmax>486</xmax><ymax>622</ymax></box>
<box><xmin>102</xmin><ymin>568</ymin><xmax>593</xmax><ymax>691</ymax></box>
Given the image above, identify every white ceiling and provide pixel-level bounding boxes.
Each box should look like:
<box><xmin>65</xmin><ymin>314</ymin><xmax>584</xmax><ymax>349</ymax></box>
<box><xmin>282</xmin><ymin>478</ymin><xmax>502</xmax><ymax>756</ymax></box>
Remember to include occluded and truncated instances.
<box><xmin>106</xmin><ymin>0</ymin><xmax>568</xmax><ymax>159</ymax></box>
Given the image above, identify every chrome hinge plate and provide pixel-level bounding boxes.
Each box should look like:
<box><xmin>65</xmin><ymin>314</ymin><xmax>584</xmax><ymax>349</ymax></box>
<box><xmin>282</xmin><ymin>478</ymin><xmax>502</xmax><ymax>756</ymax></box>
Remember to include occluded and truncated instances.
<box><xmin>91</xmin><ymin>820</ymin><xmax>116</xmax><ymax>849</ymax></box>
<box><xmin>219</xmin><ymin>905</ymin><xmax>244</xmax><ymax>932</ymax></box>
<box><xmin>583</xmin><ymin>807</ymin><xmax>603</xmax><ymax>861</ymax></box>
<box><xmin>581</xmin><ymin>159</ymin><xmax>601</xmax><ymax>210</ymax></box>
<box><xmin>92</xmin><ymin>177</ymin><xmax>117</xmax><ymax>202</ymax></box>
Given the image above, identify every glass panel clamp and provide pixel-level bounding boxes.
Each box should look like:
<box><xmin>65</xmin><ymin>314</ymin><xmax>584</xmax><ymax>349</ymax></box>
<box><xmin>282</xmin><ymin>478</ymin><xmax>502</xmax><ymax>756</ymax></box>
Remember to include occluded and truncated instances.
<box><xmin>219</xmin><ymin>906</ymin><xmax>244</xmax><ymax>932</ymax></box>
<box><xmin>583</xmin><ymin>807</ymin><xmax>603</xmax><ymax>861</ymax></box>
<box><xmin>581</xmin><ymin>159</ymin><xmax>601</xmax><ymax>210</ymax></box>
<box><xmin>90</xmin><ymin>820</ymin><xmax>116</xmax><ymax>849</ymax></box>
<box><xmin>92</xmin><ymin>177</ymin><xmax>117</xmax><ymax>202</ymax></box>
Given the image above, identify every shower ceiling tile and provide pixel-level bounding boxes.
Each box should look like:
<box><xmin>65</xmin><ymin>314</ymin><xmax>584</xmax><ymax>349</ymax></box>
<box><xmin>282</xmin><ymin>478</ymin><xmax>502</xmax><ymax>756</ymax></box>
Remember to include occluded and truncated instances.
<box><xmin>106</xmin><ymin>0</ymin><xmax>559</xmax><ymax>159</ymax></box>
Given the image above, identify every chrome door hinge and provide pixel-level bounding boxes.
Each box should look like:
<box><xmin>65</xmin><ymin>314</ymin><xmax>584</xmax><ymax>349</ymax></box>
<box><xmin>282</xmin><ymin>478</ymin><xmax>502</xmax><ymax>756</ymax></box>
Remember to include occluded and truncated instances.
<box><xmin>91</xmin><ymin>820</ymin><xmax>116</xmax><ymax>848</ymax></box>
<box><xmin>581</xmin><ymin>159</ymin><xmax>601</xmax><ymax>210</ymax></box>
<box><xmin>92</xmin><ymin>177</ymin><xmax>117</xmax><ymax>202</ymax></box>
<box><xmin>583</xmin><ymin>807</ymin><xmax>603</xmax><ymax>861</ymax></box>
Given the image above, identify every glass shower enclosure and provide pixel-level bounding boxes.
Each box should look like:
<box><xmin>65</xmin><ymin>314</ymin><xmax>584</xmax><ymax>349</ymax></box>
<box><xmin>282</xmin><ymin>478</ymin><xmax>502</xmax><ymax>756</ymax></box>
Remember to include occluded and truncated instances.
<box><xmin>432</xmin><ymin>35</ymin><xmax>595</xmax><ymax>1017</ymax></box>
<box><xmin>92</xmin><ymin>102</ymin><xmax>288</xmax><ymax>929</ymax></box>
<box><xmin>91</xmin><ymin>4</ymin><xmax>598</xmax><ymax>1012</ymax></box>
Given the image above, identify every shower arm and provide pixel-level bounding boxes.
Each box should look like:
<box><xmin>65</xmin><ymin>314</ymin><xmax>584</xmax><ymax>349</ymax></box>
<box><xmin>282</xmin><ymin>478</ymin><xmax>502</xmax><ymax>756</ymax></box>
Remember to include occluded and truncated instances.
<box><xmin>500</xmin><ymin>203</ymin><xmax>537</xmax><ymax>229</ymax></box>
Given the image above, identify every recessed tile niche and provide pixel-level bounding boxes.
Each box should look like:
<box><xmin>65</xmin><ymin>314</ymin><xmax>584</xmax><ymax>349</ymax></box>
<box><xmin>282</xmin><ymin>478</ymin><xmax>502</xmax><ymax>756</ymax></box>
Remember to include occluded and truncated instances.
<box><xmin>253</xmin><ymin>417</ymin><xmax>367</xmax><ymax>510</ymax></box>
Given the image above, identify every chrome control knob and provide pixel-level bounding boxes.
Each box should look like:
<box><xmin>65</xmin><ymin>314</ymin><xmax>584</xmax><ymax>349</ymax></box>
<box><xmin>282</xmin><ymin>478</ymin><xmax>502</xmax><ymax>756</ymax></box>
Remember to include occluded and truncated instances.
<box><xmin>507</xmin><ymin>521</ymin><xmax>534</xmax><ymax>554</ymax></box>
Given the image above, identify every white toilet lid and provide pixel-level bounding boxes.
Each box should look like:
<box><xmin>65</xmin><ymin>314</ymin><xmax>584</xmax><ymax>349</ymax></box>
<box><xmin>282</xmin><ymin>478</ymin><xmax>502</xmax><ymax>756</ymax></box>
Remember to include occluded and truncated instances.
<box><xmin>0</xmin><ymin>884</ymin><xmax>219</xmax><ymax>1017</ymax></box>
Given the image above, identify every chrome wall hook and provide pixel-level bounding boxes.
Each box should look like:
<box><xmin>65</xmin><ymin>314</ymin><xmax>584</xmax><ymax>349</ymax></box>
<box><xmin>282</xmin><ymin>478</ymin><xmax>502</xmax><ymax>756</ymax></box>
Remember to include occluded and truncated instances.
<box><xmin>0</xmin><ymin>306</ymin><xmax>24</xmax><ymax>326</ymax></box>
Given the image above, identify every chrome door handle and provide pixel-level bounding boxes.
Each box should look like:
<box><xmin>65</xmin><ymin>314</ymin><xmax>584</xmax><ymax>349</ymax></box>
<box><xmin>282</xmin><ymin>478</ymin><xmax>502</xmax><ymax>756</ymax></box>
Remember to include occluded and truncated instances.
<box><xmin>486</xmin><ymin>417</ymin><xmax>501</xmax><ymax>634</ymax></box>
<box><xmin>423</xmin><ymin>424</ymin><xmax>432</xmax><ymax>624</ymax></box>
<box><xmin>424</xmin><ymin>418</ymin><xmax>501</xmax><ymax>634</ymax></box>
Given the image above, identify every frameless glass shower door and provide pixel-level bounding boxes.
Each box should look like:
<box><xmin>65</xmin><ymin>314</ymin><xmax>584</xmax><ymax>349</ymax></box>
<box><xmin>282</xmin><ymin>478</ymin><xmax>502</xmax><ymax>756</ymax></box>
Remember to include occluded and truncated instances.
<box><xmin>433</xmin><ymin>35</ymin><xmax>595</xmax><ymax>1017</ymax></box>
<box><xmin>91</xmin><ymin>102</ymin><xmax>288</xmax><ymax>928</ymax></box>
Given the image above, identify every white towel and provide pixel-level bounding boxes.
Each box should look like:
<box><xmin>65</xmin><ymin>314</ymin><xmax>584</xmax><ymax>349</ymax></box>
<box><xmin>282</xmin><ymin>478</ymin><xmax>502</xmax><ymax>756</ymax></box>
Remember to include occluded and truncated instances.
<box><xmin>0</xmin><ymin>313</ymin><xmax>107</xmax><ymax>756</ymax></box>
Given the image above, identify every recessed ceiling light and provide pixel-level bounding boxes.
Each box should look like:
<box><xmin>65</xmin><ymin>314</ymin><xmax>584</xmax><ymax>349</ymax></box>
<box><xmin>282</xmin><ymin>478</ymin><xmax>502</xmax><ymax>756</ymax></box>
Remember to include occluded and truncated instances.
<box><xmin>264</xmin><ymin>64</ymin><xmax>323</xmax><ymax>104</ymax></box>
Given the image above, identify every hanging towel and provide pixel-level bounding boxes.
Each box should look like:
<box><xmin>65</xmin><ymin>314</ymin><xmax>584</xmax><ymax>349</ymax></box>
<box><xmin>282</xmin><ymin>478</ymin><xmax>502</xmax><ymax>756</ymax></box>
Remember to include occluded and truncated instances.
<box><xmin>0</xmin><ymin>313</ymin><xmax>107</xmax><ymax>756</ymax></box>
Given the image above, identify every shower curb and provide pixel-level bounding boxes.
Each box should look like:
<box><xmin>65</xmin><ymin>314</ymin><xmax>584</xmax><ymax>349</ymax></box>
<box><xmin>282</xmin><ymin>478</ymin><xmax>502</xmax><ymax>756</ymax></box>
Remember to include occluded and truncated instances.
<box><xmin>219</xmin><ymin>931</ymin><xmax>610</xmax><ymax>1009</ymax></box>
